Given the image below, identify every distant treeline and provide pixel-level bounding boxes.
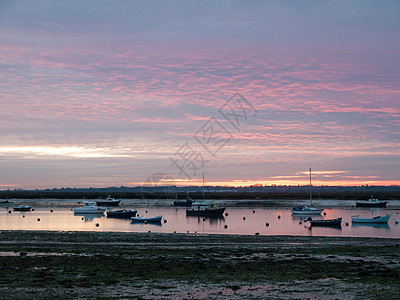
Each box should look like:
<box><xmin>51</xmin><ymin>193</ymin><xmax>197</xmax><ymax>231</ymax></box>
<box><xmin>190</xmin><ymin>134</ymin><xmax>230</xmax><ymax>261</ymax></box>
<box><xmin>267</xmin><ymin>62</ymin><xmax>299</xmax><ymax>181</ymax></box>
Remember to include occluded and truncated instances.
<box><xmin>1</xmin><ymin>188</ymin><xmax>400</xmax><ymax>200</ymax></box>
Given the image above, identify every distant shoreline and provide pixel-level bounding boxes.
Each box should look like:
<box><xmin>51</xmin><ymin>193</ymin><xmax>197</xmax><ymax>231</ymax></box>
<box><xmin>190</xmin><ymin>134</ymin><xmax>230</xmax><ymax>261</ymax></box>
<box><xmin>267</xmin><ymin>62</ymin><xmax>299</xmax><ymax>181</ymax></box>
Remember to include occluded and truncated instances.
<box><xmin>1</xmin><ymin>188</ymin><xmax>400</xmax><ymax>201</ymax></box>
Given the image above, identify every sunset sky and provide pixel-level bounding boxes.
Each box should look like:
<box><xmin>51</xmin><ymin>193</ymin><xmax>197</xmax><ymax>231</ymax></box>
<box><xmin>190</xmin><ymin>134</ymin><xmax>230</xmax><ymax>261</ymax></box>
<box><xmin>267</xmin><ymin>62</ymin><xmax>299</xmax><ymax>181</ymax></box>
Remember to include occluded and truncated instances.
<box><xmin>1</xmin><ymin>1</ymin><xmax>399</xmax><ymax>189</ymax></box>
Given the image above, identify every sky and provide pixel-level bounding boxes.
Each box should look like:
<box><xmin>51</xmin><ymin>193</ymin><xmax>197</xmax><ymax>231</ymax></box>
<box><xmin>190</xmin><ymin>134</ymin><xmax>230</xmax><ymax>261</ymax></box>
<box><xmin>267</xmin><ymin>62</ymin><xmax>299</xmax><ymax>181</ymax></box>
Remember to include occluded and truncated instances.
<box><xmin>0</xmin><ymin>0</ymin><xmax>399</xmax><ymax>189</ymax></box>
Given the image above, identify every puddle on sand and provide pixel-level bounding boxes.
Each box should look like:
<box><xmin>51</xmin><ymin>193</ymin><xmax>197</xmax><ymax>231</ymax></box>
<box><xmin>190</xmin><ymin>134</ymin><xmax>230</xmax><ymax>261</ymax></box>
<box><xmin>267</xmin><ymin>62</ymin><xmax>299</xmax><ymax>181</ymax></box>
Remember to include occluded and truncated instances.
<box><xmin>141</xmin><ymin>284</ymin><xmax>282</xmax><ymax>299</ymax></box>
<box><xmin>0</xmin><ymin>251</ymin><xmax>79</xmax><ymax>257</ymax></box>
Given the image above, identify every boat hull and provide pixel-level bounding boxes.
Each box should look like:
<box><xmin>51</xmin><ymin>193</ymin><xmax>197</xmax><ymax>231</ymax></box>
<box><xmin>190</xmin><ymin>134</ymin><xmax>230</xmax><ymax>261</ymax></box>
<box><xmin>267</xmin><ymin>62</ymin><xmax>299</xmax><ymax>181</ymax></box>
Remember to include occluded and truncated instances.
<box><xmin>309</xmin><ymin>218</ymin><xmax>342</xmax><ymax>227</ymax></box>
<box><xmin>107</xmin><ymin>210</ymin><xmax>137</xmax><ymax>218</ymax></box>
<box><xmin>291</xmin><ymin>208</ymin><xmax>324</xmax><ymax>215</ymax></box>
<box><xmin>95</xmin><ymin>200</ymin><xmax>121</xmax><ymax>206</ymax></box>
<box><xmin>131</xmin><ymin>216</ymin><xmax>162</xmax><ymax>223</ymax></box>
<box><xmin>186</xmin><ymin>207</ymin><xmax>225</xmax><ymax>217</ymax></box>
<box><xmin>74</xmin><ymin>209</ymin><xmax>105</xmax><ymax>214</ymax></box>
<box><xmin>356</xmin><ymin>202</ymin><xmax>387</xmax><ymax>208</ymax></box>
<box><xmin>13</xmin><ymin>206</ymin><xmax>32</xmax><ymax>212</ymax></box>
<box><xmin>173</xmin><ymin>201</ymin><xmax>192</xmax><ymax>207</ymax></box>
<box><xmin>351</xmin><ymin>214</ymin><xmax>391</xmax><ymax>223</ymax></box>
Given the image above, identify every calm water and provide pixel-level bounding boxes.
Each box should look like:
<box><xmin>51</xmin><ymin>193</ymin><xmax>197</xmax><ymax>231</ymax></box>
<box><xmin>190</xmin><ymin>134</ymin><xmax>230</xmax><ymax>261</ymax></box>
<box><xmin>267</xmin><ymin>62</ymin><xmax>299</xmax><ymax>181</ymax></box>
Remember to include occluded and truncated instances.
<box><xmin>1</xmin><ymin>202</ymin><xmax>399</xmax><ymax>238</ymax></box>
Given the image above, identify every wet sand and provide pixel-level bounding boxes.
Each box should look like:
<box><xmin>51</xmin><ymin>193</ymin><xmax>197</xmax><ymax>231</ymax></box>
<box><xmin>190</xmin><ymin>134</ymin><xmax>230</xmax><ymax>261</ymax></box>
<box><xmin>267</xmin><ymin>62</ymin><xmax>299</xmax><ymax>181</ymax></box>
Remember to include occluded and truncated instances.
<box><xmin>0</xmin><ymin>230</ymin><xmax>399</xmax><ymax>299</ymax></box>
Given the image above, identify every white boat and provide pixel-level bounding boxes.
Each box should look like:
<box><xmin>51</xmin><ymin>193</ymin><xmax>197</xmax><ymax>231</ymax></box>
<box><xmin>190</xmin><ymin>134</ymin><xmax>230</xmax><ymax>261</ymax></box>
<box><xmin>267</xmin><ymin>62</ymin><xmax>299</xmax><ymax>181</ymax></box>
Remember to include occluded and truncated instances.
<box><xmin>351</xmin><ymin>214</ymin><xmax>391</xmax><ymax>223</ymax></box>
<box><xmin>291</xmin><ymin>168</ymin><xmax>324</xmax><ymax>215</ymax></box>
<box><xmin>74</xmin><ymin>202</ymin><xmax>106</xmax><ymax>214</ymax></box>
<box><xmin>291</xmin><ymin>206</ymin><xmax>324</xmax><ymax>215</ymax></box>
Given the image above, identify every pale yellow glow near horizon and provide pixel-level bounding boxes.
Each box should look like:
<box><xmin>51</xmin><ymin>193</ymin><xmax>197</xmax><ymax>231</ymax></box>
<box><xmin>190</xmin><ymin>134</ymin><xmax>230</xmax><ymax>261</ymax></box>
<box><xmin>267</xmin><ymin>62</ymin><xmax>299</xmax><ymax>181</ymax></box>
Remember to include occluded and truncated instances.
<box><xmin>0</xmin><ymin>146</ymin><xmax>131</xmax><ymax>158</ymax></box>
<box><xmin>130</xmin><ymin>178</ymin><xmax>400</xmax><ymax>187</ymax></box>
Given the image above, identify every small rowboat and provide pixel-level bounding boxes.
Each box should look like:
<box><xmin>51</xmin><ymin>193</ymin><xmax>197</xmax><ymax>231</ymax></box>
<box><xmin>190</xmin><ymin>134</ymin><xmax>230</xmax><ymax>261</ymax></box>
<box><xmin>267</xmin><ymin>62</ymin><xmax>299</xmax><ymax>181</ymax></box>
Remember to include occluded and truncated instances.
<box><xmin>131</xmin><ymin>216</ymin><xmax>162</xmax><ymax>223</ymax></box>
<box><xmin>107</xmin><ymin>209</ymin><xmax>137</xmax><ymax>218</ymax></box>
<box><xmin>305</xmin><ymin>217</ymin><xmax>342</xmax><ymax>227</ymax></box>
<box><xmin>351</xmin><ymin>214</ymin><xmax>391</xmax><ymax>223</ymax></box>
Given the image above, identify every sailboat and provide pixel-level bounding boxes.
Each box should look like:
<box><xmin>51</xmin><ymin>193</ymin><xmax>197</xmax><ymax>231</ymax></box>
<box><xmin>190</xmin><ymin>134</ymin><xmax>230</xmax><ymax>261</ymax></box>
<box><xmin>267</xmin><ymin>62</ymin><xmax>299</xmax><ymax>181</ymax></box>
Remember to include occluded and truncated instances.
<box><xmin>291</xmin><ymin>168</ymin><xmax>324</xmax><ymax>215</ymax></box>
<box><xmin>186</xmin><ymin>174</ymin><xmax>225</xmax><ymax>217</ymax></box>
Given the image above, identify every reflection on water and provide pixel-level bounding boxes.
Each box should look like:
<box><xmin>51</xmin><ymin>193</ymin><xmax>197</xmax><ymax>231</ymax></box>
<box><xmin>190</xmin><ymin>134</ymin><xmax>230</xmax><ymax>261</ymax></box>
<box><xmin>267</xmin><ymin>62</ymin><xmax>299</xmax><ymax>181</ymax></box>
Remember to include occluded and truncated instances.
<box><xmin>306</xmin><ymin>225</ymin><xmax>343</xmax><ymax>238</ymax></box>
<box><xmin>291</xmin><ymin>215</ymin><xmax>312</xmax><ymax>222</ymax></box>
<box><xmin>309</xmin><ymin>224</ymin><xmax>342</xmax><ymax>230</ymax></box>
<box><xmin>352</xmin><ymin>223</ymin><xmax>390</xmax><ymax>230</ymax></box>
<box><xmin>131</xmin><ymin>222</ymin><xmax>162</xmax><ymax>227</ymax></box>
<box><xmin>186</xmin><ymin>216</ymin><xmax>225</xmax><ymax>222</ymax></box>
<box><xmin>74</xmin><ymin>213</ymin><xmax>105</xmax><ymax>222</ymax></box>
<box><xmin>0</xmin><ymin>205</ymin><xmax>399</xmax><ymax>238</ymax></box>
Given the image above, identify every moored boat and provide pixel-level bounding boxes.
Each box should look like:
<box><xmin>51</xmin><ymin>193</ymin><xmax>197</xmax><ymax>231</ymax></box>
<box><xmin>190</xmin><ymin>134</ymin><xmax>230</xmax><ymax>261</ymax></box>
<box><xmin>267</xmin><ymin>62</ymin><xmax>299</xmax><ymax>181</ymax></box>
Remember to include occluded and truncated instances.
<box><xmin>74</xmin><ymin>202</ymin><xmax>106</xmax><ymax>214</ymax></box>
<box><xmin>291</xmin><ymin>168</ymin><xmax>324</xmax><ymax>215</ymax></box>
<box><xmin>173</xmin><ymin>195</ymin><xmax>193</xmax><ymax>207</ymax></box>
<box><xmin>291</xmin><ymin>206</ymin><xmax>324</xmax><ymax>215</ymax></box>
<box><xmin>131</xmin><ymin>216</ymin><xmax>162</xmax><ymax>223</ymax></box>
<box><xmin>107</xmin><ymin>209</ymin><xmax>137</xmax><ymax>218</ymax></box>
<box><xmin>186</xmin><ymin>203</ymin><xmax>225</xmax><ymax>217</ymax></box>
<box><xmin>305</xmin><ymin>217</ymin><xmax>342</xmax><ymax>227</ymax></box>
<box><xmin>95</xmin><ymin>195</ymin><xmax>121</xmax><ymax>206</ymax></box>
<box><xmin>351</xmin><ymin>214</ymin><xmax>391</xmax><ymax>223</ymax></box>
<box><xmin>356</xmin><ymin>196</ymin><xmax>387</xmax><ymax>208</ymax></box>
<box><xmin>13</xmin><ymin>205</ymin><xmax>32</xmax><ymax>212</ymax></box>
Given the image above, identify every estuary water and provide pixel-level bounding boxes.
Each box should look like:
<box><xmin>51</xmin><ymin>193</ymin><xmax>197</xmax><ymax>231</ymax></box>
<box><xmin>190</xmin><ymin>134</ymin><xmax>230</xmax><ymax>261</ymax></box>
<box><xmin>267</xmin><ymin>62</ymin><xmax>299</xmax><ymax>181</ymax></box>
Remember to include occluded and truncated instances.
<box><xmin>0</xmin><ymin>200</ymin><xmax>399</xmax><ymax>238</ymax></box>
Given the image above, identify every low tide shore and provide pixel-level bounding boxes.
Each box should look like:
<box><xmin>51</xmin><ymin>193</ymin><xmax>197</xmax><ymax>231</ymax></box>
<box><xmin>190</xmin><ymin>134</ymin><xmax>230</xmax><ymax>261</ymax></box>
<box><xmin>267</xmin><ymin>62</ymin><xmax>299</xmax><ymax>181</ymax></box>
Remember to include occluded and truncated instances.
<box><xmin>0</xmin><ymin>231</ymin><xmax>399</xmax><ymax>299</ymax></box>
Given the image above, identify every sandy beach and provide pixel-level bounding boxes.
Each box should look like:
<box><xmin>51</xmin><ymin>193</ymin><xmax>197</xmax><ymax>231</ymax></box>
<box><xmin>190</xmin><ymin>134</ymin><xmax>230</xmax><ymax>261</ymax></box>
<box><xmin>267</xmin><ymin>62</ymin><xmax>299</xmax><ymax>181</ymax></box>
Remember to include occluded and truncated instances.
<box><xmin>0</xmin><ymin>230</ymin><xmax>399</xmax><ymax>299</ymax></box>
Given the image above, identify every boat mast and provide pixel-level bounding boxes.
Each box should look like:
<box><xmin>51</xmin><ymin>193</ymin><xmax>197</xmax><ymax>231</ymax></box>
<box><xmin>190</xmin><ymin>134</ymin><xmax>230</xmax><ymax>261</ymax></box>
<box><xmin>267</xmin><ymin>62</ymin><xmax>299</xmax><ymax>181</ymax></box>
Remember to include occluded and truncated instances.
<box><xmin>309</xmin><ymin>168</ymin><xmax>312</xmax><ymax>204</ymax></box>
<box><xmin>202</xmin><ymin>173</ymin><xmax>205</xmax><ymax>200</ymax></box>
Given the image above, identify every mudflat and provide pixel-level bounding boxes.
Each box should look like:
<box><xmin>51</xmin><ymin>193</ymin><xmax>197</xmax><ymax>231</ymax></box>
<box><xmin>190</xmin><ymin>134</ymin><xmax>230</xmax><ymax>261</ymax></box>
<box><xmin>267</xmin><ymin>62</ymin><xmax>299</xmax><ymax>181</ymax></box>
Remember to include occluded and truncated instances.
<box><xmin>0</xmin><ymin>231</ymin><xmax>399</xmax><ymax>299</ymax></box>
